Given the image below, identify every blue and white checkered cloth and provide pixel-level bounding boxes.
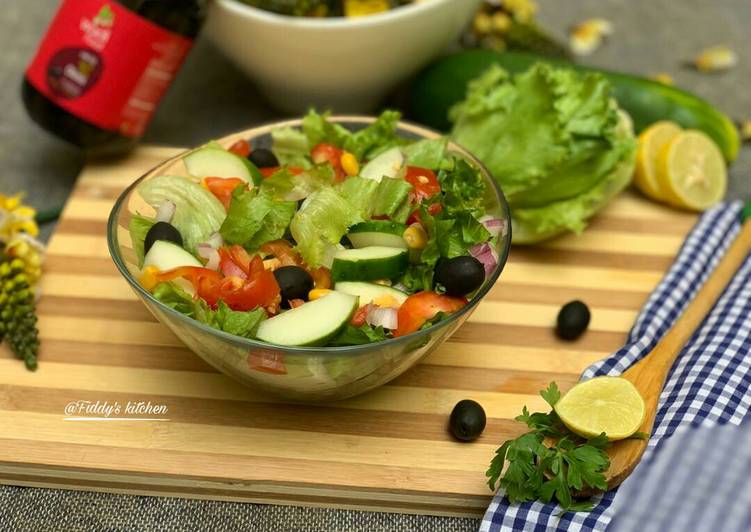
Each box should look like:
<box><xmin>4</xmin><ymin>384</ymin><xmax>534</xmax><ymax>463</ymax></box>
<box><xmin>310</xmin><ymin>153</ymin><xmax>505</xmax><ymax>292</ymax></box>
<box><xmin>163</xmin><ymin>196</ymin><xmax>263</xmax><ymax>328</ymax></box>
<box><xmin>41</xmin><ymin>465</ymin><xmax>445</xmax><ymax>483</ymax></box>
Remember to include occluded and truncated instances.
<box><xmin>481</xmin><ymin>202</ymin><xmax>751</xmax><ymax>532</ymax></box>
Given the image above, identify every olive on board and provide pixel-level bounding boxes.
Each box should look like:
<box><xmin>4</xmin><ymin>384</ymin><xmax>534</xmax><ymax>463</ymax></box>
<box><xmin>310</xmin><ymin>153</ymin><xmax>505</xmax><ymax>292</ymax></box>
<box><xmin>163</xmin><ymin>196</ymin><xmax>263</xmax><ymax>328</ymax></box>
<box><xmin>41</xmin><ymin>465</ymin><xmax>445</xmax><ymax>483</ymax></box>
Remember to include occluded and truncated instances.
<box><xmin>556</xmin><ymin>300</ymin><xmax>591</xmax><ymax>340</ymax></box>
<box><xmin>248</xmin><ymin>148</ymin><xmax>279</xmax><ymax>169</ymax></box>
<box><xmin>144</xmin><ymin>222</ymin><xmax>183</xmax><ymax>255</ymax></box>
<box><xmin>274</xmin><ymin>266</ymin><xmax>314</xmax><ymax>308</ymax></box>
<box><xmin>449</xmin><ymin>399</ymin><xmax>487</xmax><ymax>442</ymax></box>
<box><xmin>434</xmin><ymin>256</ymin><xmax>485</xmax><ymax>296</ymax></box>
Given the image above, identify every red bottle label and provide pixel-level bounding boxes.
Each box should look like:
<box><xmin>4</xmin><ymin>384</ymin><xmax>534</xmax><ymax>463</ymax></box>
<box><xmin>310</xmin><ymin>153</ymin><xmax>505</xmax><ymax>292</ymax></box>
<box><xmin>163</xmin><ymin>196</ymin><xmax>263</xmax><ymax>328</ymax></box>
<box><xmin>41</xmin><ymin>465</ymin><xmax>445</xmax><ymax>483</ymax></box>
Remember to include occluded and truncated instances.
<box><xmin>25</xmin><ymin>0</ymin><xmax>193</xmax><ymax>137</ymax></box>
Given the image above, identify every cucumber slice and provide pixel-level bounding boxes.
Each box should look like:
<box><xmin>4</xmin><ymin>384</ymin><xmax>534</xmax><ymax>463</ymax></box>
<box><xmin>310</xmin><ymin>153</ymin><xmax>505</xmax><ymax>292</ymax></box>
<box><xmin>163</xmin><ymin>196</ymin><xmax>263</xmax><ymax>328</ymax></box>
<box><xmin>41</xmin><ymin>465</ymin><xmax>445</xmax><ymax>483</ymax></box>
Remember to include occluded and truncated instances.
<box><xmin>331</xmin><ymin>246</ymin><xmax>409</xmax><ymax>282</ymax></box>
<box><xmin>347</xmin><ymin>221</ymin><xmax>407</xmax><ymax>249</ymax></box>
<box><xmin>184</xmin><ymin>147</ymin><xmax>261</xmax><ymax>186</ymax></box>
<box><xmin>143</xmin><ymin>240</ymin><xmax>201</xmax><ymax>271</ymax></box>
<box><xmin>334</xmin><ymin>281</ymin><xmax>408</xmax><ymax>306</ymax></box>
<box><xmin>360</xmin><ymin>147</ymin><xmax>404</xmax><ymax>182</ymax></box>
<box><xmin>256</xmin><ymin>292</ymin><xmax>358</xmax><ymax>347</ymax></box>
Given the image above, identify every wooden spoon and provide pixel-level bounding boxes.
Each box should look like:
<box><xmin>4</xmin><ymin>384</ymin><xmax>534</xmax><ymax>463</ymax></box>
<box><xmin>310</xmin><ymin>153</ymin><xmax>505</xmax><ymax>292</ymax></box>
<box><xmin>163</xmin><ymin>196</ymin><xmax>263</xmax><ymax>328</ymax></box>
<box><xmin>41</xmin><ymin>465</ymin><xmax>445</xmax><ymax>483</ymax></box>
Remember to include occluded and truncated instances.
<box><xmin>584</xmin><ymin>216</ymin><xmax>751</xmax><ymax>494</ymax></box>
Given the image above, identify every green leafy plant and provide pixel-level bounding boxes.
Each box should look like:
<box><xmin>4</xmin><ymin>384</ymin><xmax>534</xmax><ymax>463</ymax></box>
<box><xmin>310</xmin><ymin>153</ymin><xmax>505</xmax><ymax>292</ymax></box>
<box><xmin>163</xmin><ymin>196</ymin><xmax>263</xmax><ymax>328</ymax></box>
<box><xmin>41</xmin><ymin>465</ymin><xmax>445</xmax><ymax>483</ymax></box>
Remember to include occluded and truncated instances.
<box><xmin>486</xmin><ymin>382</ymin><xmax>611</xmax><ymax>512</ymax></box>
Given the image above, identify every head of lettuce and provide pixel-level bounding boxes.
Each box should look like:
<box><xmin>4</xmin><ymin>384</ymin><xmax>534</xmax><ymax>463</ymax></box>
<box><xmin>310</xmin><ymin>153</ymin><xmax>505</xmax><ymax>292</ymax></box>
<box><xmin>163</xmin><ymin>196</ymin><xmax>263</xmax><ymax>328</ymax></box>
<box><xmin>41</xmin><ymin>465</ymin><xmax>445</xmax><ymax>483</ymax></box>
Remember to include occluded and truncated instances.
<box><xmin>450</xmin><ymin>63</ymin><xmax>637</xmax><ymax>244</ymax></box>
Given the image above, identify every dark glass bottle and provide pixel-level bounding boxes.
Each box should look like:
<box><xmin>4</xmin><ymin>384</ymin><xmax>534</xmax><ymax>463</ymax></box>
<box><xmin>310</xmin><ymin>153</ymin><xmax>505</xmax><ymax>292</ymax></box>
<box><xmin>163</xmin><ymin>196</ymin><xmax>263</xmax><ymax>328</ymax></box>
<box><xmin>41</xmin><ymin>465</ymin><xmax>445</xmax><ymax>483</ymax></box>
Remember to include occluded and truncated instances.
<box><xmin>22</xmin><ymin>0</ymin><xmax>205</xmax><ymax>155</ymax></box>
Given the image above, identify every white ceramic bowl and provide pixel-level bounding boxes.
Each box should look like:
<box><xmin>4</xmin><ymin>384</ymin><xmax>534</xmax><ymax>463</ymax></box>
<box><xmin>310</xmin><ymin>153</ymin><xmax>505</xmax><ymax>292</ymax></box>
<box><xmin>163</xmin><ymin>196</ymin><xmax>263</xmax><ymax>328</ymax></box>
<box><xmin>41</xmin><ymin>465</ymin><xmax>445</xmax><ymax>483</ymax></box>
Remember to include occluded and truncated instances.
<box><xmin>205</xmin><ymin>0</ymin><xmax>481</xmax><ymax>113</ymax></box>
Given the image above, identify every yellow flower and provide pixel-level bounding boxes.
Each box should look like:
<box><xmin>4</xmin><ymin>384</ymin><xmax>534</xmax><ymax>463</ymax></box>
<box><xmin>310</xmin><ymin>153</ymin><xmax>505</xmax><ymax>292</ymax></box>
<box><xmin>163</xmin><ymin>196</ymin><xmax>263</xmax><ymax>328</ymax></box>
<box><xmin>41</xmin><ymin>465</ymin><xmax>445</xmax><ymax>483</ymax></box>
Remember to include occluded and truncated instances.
<box><xmin>0</xmin><ymin>193</ymin><xmax>39</xmax><ymax>240</ymax></box>
<box><xmin>0</xmin><ymin>193</ymin><xmax>44</xmax><ymax>285</ymax></box>
<box><xmin>503</xmin><ymin>0</ymin><xmax>538</xmax><ymax>23</ymax></box>
<box><xmin>569</xmin><ymin>18</ymin><xmax>613</xmax><ymax>56</ymax></box>
<box><xmin>693</xmin><ymin>45</ymin><xmax>737</xmax><ymax>73</ymax></box>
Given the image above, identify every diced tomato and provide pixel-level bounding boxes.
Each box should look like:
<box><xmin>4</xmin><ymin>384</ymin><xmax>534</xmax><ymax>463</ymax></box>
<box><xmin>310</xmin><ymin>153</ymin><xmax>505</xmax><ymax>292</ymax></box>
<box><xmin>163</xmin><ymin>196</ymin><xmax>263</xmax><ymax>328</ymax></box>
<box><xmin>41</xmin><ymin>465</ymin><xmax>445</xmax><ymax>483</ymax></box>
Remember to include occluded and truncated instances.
<box><xmin>248</xmin><ymin>351</ymin><xmax>287</xmax><ymax>375</ymax></box>
<box><xmin>147</xmin><ymin>257</ymin><xmax>280</xmax><ymax>313</ymax></box>
<box><xmin>407</xmin><ymin>203</ymin><xmax>443</xmax><ymax>225</ymax></box>
<box><xmin>203</xmin><ymin>177</ymin><xmax>247</xmax><ymax>210</ymax></box>
<box><xmin>393</xmin><ymin>291</ymin><xmax>467</xmax><ymax>337</ymax></box>
<box><xmin>228</xmin><ymin>139</ymin><xmax>251</xmax><ymax>157</ymax></box>
<box><xmin>405</xmin><ymin>166</ymin><xmax>440</xmax><ymax>204</ymax></box>
<box><xmin>311</xmin><ymin>143</ymin><xmax>346</xmax><ymax>182</ymax></box>
<box><xmin>350</xmin><ymin>305</ymin><xmax>369</xmax><ymax>327</ymax></box>
<box><xmin>260</xmin><ymin>166</ymin><xmax>304</xmax><ymax>178</ymax></box>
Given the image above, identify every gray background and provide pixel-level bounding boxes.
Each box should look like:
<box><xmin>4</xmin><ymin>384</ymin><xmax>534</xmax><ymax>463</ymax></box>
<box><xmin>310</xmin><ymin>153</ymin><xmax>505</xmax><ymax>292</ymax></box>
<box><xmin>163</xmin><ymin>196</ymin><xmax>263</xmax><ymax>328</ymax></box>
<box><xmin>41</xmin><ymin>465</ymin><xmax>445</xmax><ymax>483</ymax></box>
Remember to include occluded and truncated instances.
<box><xmin>0</xmin><ymin>0</ymin><xmax>749</xmax><ymax>530</ymax></box>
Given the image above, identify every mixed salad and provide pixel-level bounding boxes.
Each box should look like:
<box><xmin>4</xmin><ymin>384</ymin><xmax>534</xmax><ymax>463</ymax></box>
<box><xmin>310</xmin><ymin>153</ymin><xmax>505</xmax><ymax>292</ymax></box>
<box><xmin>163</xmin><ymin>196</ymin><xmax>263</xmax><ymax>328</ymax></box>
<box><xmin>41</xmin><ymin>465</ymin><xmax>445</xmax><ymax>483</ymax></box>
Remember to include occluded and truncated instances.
<box><xmin>130</xmin><ymin>111</ymin><xmax>506</xmax><ymax>347</ymax></box>
<box><xmin>238</xmin><ymin>0</ymin><xmax>415</xmax><ymax>18</ymax></box>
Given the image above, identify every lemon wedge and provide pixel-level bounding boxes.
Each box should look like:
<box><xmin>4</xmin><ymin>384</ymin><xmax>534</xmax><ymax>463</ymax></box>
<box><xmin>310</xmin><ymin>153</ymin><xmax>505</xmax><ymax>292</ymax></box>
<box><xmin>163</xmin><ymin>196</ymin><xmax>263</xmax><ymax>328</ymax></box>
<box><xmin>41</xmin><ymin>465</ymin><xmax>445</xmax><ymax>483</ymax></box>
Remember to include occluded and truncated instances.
<box><xmin>634</xmin><ymin>121</ymin><xmax>682</xmax><ymax>200</ymax></box>
<box><xmin>555</xmin><ymin>376</ymin><xmax>646</xmax><ymax>441</ymax></box>
<box><xmin>656</xmin><ymin>130</ymin><xmax>727</xmax><ymax>211</ymax></box>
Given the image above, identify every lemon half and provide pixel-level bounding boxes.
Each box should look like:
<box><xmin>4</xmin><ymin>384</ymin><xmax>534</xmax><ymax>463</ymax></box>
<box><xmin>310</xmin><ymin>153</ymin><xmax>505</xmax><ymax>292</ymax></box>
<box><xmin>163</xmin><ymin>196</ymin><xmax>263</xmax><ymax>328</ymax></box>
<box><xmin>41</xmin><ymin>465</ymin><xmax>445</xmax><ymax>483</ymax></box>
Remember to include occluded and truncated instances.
<box><xmin>555</xmin><ymin>376</ymin><xmax>646</xmax><ymax>441</ymax></box>
<box><xmin>634</xmin><ymin>121</ymin><xmax>682</xmax><ymax>200</ymax></box>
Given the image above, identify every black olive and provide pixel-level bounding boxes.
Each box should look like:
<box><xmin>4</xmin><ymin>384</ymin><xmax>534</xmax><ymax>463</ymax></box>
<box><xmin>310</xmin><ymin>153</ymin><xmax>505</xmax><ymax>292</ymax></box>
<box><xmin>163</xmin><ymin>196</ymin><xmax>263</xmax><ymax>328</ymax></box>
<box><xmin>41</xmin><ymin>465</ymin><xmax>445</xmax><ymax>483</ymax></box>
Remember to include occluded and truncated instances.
<box><xmin>449</xmin><ymin>400</ymin><xmax>486</xmax><ymax>442</ymax></box>
<box><xmin>248</xmin><ymin>148</ymin><xmax>279</xmax><ymax>169</ymax></box>
<box><xmin>556</xmin><ymin>300</ymin><xmax>591</xmax><ymax>340</ymax></box>
<box><xmin>144</xmin><ymin>222</ymin><xmax>183</xmax><ymax>254</ymax></box>
<box><xmin>434</xmin><ymin>256</ymin><xmax>485</xmax><ymax>296</ymax></box>
<box><xmin>274</xmin><ymin>266</ymin><xmax>314</xmax><ymax>308</ymax></box>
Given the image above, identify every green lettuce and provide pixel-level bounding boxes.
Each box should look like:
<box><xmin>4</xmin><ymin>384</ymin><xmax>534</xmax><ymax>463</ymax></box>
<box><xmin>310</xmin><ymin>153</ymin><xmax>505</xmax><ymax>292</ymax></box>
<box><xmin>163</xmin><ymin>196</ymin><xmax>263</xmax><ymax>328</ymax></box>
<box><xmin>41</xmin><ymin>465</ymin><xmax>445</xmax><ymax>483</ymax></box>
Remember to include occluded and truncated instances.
<box><xmin>438</xmin><ymin>157</ymin><xmax>487</xmax><ymax>218</ymax></box>
<box><xmin>128</xmin><ymin>214</ymin><xmax>155</xmax><ymax>267</ymax></box>
<box><xmin>260</xmin><ymin>165</ymin><xmax>334</xmax><ymax>201</ymax></box>
<box><xmin>270</xmin><ymin>126</ymin><xmax>313</xmax><ymax>168</ymax></box>
<box><xmin>337</xmin><ymin>176</ymin><xmax>413</xmax><ymax>223</ymax></box>
<box><xmin>450</xmin><ymin>63</ymin><xmax>636</xmax><ymax>243</ymax></box>
<box><xmin>403</xmin><ymin>137</ymin><xmax>448</xmax><ymax>169</ymax></box>
<box><xmin>153</xmin><ymin>282</ymin><xmax>266</xmax><ymax>339</ymax></box>
<box><xmin>328</xmin><ymin>323</ymin><xmax>388</xmax><ymax>346</ymax></box>
<box><xmin>138</xmin><ymin>175</ymin><xmax>226</xmax><ymax>253</ymax></box>
<box><xmin>220</xmin><ymin>187</ymin><xmax>296</xmax><ymax>249</ymax></box>
<box><xmin>290</xmin><ymin>187</ymin><xmax>362</xmax><ymax>267</ymax></box>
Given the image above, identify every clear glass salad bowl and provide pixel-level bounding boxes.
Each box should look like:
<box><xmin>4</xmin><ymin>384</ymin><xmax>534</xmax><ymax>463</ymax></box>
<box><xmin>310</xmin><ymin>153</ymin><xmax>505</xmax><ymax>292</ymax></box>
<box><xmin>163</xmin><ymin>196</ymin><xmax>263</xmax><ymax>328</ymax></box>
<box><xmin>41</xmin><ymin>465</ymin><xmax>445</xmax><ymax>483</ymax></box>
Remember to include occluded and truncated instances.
<box><xmin>108</xmin><ymin>117</ymin><xmax>511</xmax><ymax>401</ymax></box>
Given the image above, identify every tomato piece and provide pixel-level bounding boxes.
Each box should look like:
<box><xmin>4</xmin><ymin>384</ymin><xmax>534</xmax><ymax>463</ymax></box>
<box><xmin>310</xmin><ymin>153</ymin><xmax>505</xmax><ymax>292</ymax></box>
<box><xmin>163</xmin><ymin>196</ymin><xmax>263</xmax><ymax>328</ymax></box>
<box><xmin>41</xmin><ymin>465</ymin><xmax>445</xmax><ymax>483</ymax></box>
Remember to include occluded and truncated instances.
<box><xmin>407</xmin><ymin>203</ymin><xmax>443</xmax><ymax>225</ymax></box>
<box><xmin>393</xmin><ymin>291</ymin><xmax>467</xmax><ymax>337</ymax></box>
<box><xmin>260</xmin><ymin>166</ymin><xmax>304</xmax><ymax>178</ymax></box>
<box><xmin>311</xmin><ymin>143</ymin><xmax>346</xmax><ymax>182</ymax></box>
<box><xmin>405</xmin><ymin>166</ymin><xmax>440</xmax><ymax>204</ymax></box>
<box><xmin>261</xmin><ymin>240</ymin><xmax>332</xmax><ymax>289</ymax></box>
<box><xmin>203</xmin><ymin>177</ymin><xmax>246</xmax><ymax>210</ymax></box>
<box><xmin>350</xmin><ymin>305</ymin><xmax>369</xmax><ymax>327</ymax></box>
<box><xmin>228</xmin><ymin>139</ymin><xmax>251</xmax><ymax>157</ymax></box>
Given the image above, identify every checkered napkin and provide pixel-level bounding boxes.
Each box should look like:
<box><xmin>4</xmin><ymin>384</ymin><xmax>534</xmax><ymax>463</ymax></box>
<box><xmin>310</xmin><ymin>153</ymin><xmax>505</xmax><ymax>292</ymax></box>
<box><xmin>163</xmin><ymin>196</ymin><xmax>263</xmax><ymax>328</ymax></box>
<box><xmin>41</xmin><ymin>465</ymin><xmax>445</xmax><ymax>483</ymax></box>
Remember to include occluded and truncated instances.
<box><xmin>481</xmin><ymin>202</ymin><xmax>751</xmax><ymax>532</ymax></box>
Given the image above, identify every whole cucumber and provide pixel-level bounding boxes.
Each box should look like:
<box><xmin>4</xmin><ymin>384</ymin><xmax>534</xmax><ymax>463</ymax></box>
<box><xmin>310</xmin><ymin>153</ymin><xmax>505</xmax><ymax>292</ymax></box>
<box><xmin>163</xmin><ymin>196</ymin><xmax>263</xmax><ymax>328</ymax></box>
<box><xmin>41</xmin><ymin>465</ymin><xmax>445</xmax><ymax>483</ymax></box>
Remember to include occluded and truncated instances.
<box><xmin>409</xmin><ymin>50</ymin><xmax>739</xmax><ymax>162</ymax></box>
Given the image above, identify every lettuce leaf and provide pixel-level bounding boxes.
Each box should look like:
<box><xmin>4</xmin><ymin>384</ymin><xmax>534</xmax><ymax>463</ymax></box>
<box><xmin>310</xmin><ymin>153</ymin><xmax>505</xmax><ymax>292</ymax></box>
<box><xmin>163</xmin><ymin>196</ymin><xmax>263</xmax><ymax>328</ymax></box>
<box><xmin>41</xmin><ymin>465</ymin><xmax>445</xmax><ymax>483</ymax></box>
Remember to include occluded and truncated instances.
<box><xmin>343</xmin><ymin>110</ymin><xmax>403</xmax><ymax>160</ymax></box>
<box><xmin>129</xmin><ymin>214</ymin><xmax>155</xmax><ymax>267</ymax></box>
<box><xmin>450</xmin><ymin>63</ymin><xmax>636</xmax><ymax>243</ymax></box>
<box><xmin>138</xmin><ymin>175</ymin><xmax>226</xmax><ymax>253</ymax></box>
<box><xmin>194</xmin><ymin>300</ymin><xmax>266</xmax><ymax>339</ymax></box>
<box><xmin>271</xmin><ymin>126</ymin><xmax>313</xmax><ymax>169</ymax></box>
<box><xmin>152</xmin><ymin>282</ymin><xmax>195</xmax><ymax>316</ymax></box>
<box><xmin>328</xmin><ymin>323</ymin><xmax>388</xmax><ymax>346</ymax></box>
<box><xmin>220</xmin><ymin>187</ymin><xmax>296</xmax><ymax>249</ymax></box>
<box><xmin>438</xmin><ymin>157</ymin><xmax>487</xmax><ymax>218</ymax></box>
<box><xmin>403</xmin><ymin>137</ymin><xmax>448</xmax><ymax>169</ymax></box>
<box><xmin>302</xmin><ymin>110</ymin><xmax>351</xmax><ymax>148</ymax></box>
<box><xmin>260</xmin><ymin>165</ymin><xmax>335</xmax><ymax>201</ymax></box>
<box><xmin>290</xmin><ymin>187</ymin><xmax>361</xmax><ymax>267</ymax></box>
<box><xmin>336</xmin><ymin>176</ymin><xmax>413</xmax><ymax>223</ymax></box>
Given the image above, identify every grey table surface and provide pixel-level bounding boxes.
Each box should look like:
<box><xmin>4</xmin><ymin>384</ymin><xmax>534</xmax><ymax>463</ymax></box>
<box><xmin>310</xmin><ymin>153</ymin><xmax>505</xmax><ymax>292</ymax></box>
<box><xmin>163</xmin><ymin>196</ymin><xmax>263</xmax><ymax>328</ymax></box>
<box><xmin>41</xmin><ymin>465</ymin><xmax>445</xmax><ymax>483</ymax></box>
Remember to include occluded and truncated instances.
<box><xmin>0</xmin><ymin>0</ymin><xmax>749</xmax><ymax>530</ymax></box>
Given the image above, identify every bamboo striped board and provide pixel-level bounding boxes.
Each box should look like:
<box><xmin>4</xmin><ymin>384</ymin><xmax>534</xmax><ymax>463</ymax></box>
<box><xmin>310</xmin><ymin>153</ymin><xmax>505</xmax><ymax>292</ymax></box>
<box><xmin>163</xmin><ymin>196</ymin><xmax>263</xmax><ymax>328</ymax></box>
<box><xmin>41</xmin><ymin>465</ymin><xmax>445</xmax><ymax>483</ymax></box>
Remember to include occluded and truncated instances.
<box><xmin>0</xmin><ymin>147</ymin><xmax>697</xmax><ymax>517</ymax></box>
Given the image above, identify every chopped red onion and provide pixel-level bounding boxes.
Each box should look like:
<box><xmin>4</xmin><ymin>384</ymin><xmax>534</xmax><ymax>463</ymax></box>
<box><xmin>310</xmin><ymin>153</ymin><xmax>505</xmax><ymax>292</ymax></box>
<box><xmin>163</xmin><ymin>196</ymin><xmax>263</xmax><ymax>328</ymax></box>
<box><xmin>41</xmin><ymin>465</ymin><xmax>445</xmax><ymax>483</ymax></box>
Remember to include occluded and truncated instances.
<box><xmin>470</xmin><ymin>242</ymin><xmax>499</xmax><ymax>277</ymax></box>
<box><xmin>197</xmin><ymin>244</ymin><xmax>221</xmax><ymax>271</ymax></box>
<box><xmin>156</xmin><ymin>201</ymin><xmax>176</xmax><ymax>223</ymax></box>
<box><xmin>366</xmin><ymin>306</ymin><xmax>398</xmax><ymax>330</ymax></box>
<box><xmin>206</xmin><ymin>232</ymin><xmax>224</xmax><ymax>249</ymax></box>
<box><xmin>478</xmin><ymin>215</ymin><xmax>507</xmax><ymax>238</ymax></box>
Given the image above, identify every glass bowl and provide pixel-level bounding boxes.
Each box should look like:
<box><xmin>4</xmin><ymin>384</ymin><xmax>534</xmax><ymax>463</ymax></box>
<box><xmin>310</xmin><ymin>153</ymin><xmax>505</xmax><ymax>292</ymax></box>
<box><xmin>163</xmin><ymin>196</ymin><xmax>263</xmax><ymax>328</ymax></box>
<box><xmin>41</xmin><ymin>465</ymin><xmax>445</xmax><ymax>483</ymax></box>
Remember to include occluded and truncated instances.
<box><xmin>108</xmin><ymin>117</ymin><xmax>511</xmax><ymax>402</ymax></box>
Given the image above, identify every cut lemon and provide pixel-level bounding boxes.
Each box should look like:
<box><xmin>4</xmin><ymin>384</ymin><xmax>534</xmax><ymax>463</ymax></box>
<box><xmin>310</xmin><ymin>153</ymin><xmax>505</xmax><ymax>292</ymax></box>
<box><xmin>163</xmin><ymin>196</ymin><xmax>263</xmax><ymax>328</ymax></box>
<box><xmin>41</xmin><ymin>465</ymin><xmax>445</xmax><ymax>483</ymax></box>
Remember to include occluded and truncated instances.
<box><xmin>554</xmin><ymin>376</ymin><xmax>645</xmax><ymax>441</ymax></box>
<box><xmin>656</xmin><ymin>130</ymin><xmax>727</xmax><ymax>211</ymax></box>
<box><xmin>633</xmin><ymin>121</ymin><xmax>682</xmax><ymax>200</ymax></box>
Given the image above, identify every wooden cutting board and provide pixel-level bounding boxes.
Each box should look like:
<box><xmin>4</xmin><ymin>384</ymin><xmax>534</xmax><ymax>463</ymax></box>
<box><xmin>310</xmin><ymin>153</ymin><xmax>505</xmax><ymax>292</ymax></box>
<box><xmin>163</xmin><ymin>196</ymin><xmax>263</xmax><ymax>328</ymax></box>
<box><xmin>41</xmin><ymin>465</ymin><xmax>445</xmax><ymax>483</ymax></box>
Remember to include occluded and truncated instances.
<box><xmin>0</xmin><ymin>147</ymin><xmax>697</xmax><ymax>517</ymax></box>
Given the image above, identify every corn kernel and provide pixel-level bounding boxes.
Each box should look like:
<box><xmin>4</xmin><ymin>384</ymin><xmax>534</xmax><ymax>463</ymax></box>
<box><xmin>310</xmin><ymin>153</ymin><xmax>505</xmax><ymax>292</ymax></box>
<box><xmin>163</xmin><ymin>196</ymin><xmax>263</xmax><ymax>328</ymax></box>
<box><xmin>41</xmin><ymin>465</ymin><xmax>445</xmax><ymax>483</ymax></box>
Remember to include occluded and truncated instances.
<box><xmin>139</xmin><ymin>266</ymin><xmax>160</xmax><ymax>291</ymax></box>
<box><xmin>403</xmin><ymin>225</ymin><xmax>428</xmax><ymax>250</ymax></box>
<box><xmin>651</xmin><ymin>72</ymin><xmax>674</xmax><ymax>85</ymax></box>
<box><xmin>372</xmin><ymin>294</ymin><xmax>399</xmax><ymax>308</ymax></box>
<box><xmin>341</xmin><ymin>152</ymin><xmax>360</xmax><ymax>176</ymax></box>
<box><xmin>308</xmin><ymin>288</ymin><xmax>333</xmax><ymax>301</ymax></box>
<box><xmin>263</xmin><ymin>258</ymin><xmax>281</xmax><ymax>271</ymax></box>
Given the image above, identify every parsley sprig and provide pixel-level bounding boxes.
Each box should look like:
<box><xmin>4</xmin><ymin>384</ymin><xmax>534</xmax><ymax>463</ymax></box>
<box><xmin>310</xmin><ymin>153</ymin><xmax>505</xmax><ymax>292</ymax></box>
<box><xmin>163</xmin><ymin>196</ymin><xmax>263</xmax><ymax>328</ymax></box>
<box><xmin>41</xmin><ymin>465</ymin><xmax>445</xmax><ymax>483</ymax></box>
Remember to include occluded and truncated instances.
<box><xmin>486</xmin><ymin>382</ymin><xmax>611</xmax><ymax>512</ymax></box>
